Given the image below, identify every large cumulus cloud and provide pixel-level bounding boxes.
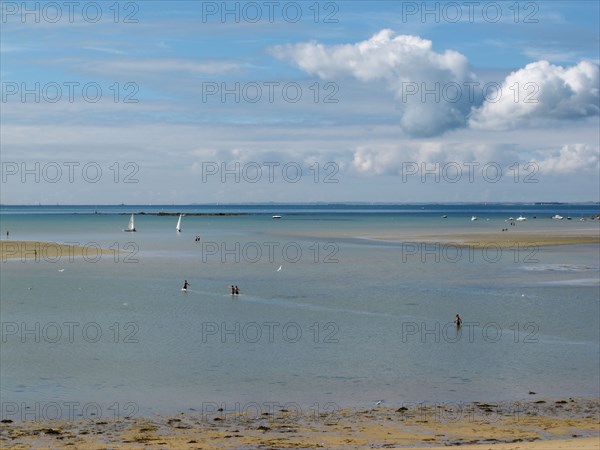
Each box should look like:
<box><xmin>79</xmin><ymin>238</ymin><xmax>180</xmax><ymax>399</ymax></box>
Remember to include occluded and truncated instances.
<box><xmin>271</xmin><ymin>29</ymin><xmax>476</xmax><ymax>137</ymax></box>
<box><xmin>272</xmin><ymin>30</ymin><xmax>599</xmax><ymax>137</ymax></box>
<box><xmin>469</xmin><ymin>60</ymin><xmax>599</xmax><ymax>130</ymax></box>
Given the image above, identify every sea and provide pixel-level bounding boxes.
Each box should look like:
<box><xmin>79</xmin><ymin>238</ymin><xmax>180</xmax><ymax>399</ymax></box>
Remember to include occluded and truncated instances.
<box><xmin>1</xmin><ymin>204</ymin><xmax>599</xmax><ymax>420</ymax></box>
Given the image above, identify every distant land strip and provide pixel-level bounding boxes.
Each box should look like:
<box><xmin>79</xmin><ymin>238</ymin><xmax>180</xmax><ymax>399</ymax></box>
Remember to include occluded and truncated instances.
<box><xmin>139</xmin><ymin>212</ymin><xmax>250</xmax><ymax>216</ymax></box>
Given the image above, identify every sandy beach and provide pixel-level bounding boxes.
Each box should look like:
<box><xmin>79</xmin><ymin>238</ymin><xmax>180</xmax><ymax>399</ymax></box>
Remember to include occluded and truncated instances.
<box><xmin>1</xmin><ymin>240</ymin><xmax>118</xmax><ymax>262</ymax></box>
<box><xmin>404</xmin><ymin>439</ymin><xmax>599</xmax><ymax>449</ymax></box>
<box><xmin>1</xmin><ymin>398</ymin><xmax>598</xmax><ymax>449</ymax></box>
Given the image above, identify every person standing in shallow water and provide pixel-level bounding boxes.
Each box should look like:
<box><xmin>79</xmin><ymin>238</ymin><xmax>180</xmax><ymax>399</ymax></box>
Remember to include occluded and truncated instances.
<box><xmin>231</xmin><ymin>285</ymin><xmax>235</xmax><ymax>295</ymax></box>
<box><xmin>455</xmin><ymin>314</ymin><xmax>462</xmax><ymax>327</ymax></box>
<box><xmin>182</xmin><ymin>280</ymin><xmax>190</xmax><ymax>290</ymax></box>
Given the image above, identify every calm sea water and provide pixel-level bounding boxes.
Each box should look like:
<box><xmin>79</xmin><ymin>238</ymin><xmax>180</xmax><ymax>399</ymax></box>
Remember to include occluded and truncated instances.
<box><xmin>1</xmin><ymin>204</ymin><xmax>599</xmax><ymax>418</ymax></box>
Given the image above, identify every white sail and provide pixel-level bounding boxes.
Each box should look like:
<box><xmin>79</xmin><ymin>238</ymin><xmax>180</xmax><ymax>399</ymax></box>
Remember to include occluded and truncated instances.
<box><xmin>124</xmin><ymin>213</ymin><xmax>136</xmax><ymax>232</ymax></box>
<box><xmin>176</xmin><ymin>214</ymin><xmax>182</xmax><ymax>232</ymax></box>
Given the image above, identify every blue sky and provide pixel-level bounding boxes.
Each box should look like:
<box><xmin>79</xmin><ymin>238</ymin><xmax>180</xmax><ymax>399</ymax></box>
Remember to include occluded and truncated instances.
<box><xmin>1</xmin><ymin>1</ymin><xmax>599</xmax><ymax>204</ymax></box>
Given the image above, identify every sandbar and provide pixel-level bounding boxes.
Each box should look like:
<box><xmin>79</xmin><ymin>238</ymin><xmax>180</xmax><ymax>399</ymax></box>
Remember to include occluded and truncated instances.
<box><xmin>371</xmin><ymin>230</ymin><xmax>600</xmax><ymax>248</ymax></box>
<box><xmin>406</xmin><ymin>231</ymin><xmax>600</xmax><ymax>248</ymax></box>
<box><xmin>1</xmin><ymin>240</ymin><xmax>119</xmax><ymax>261</ymax></box>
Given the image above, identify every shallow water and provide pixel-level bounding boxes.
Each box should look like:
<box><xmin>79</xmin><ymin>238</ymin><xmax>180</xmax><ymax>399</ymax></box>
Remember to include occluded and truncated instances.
<box><xmin>1</xmin><ymin>204</ymin><xmax>598</xmax><ymax>419</ymax></box>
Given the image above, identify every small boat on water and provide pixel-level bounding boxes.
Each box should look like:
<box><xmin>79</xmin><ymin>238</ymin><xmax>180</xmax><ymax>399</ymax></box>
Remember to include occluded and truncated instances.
<box><xmin>272</xmin><ymin>215</ymin><xmax>282</xmax><ymax>219</ymax></box>
<box><xmin>176</xmin><ymin>214</ymin><xmax>183</xmax><ymax>232</ymax></box>
<box><xmin>552</xmin><ymin>214</ymin><xmax>564</xmax><ymax>220</ymax></box>
<box><xmin>516</xmin><ymin>215</ymin><xmax>527</xmax><ymax>221</ymax></box>
<box><xmin>471</xmin><ymin>216</ymin><xmax>477</xmax><ymax>221</ymax></box>
<box><xmin>124</xmin><ymin>213</ymin><xmax>136</xmax><ymax>232</ymax></box>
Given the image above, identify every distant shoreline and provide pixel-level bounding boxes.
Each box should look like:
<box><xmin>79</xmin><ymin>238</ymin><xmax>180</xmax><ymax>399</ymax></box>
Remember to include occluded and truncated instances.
<box><xmin>135</xmin><ymin>212</ymin><xmax>250</xmax><ymax>216</ymax></box>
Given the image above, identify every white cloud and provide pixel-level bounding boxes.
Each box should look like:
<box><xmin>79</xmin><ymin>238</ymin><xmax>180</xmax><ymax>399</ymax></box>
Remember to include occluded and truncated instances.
<box><xmin>533</xmin><ymin>144</ymin><xmax>599</xmax><ymax>175</ymax></box>
<box><xmin>271</xmin><ymin>29</ymin><xmax>477</xmax><ymax>137</ymax></box>
<box><xmin>350</xmin><ymin>141</ymin><xmax>517</xmax><ymax>176</ymax></box>
<box><xmin>469</xmin><ymin>60</ymin><xmax>599</xmax><ymax>130</ymax></box>
<box><xmin>352</xmin><ymin>145</ymin><xmax>402</xmax><ymax>175</ymax></box>
<box><xmin>272</xmin><ymin>31</ymin><xmax>600</xmax><ymax>137</ymax></box>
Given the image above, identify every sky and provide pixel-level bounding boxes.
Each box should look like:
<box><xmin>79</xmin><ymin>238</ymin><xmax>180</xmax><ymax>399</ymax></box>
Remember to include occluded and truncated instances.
<box><xmin>1</xmin><ymin>0</ymin><xmax>599</xmax><ymax>204</ymax></box>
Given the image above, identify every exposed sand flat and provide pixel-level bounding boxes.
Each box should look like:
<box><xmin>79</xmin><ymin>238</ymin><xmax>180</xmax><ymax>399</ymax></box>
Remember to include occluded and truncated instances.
<box><xmin>418</xmin><ymin>232</ymin><xmax>599</xmax><ymax>248</ymax></box>
<box><xmin>372</xmin><ymin>230</ymin><xmax>600</xmax><ymax>248</ymax></box>
<box><xmin>1</xmin><ymin>398</ymin><xmax>598</xmax><ymax>449</ymax></box>
<box><xmin>1</xmin><ymin>240</ymin><xmax>119</xmax><ymax>261</ymax></box>
<box><xmin>273</xmin><ymin>222</ymin><xmax>600</xmax><ymax>248</ymax></box>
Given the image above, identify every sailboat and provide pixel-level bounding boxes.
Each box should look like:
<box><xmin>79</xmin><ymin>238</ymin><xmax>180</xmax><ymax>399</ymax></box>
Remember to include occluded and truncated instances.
<box><xmin>176</xmin><ymin>214</ymin><xmax>183</xmax><ymax>232</ymax></box>
<box><xmin>124</xmin><ymin>213</ymin><xmax>136</xmax><ymax>232</ymax></box>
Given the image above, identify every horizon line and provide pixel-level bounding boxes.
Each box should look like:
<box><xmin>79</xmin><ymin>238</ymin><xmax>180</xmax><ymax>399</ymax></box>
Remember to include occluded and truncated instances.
<box><xmin>1</xmin><ymin>201</ymin><xmax>600</xmax><ymax>207</ymax></box>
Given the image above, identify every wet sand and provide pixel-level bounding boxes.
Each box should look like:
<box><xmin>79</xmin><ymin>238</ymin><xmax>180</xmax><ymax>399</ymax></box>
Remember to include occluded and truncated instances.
<box><xmin>1</xmin><ymin>398</ymin><xmax>598</xmax><ymax>449</ymax></box>
<box><xmin>403</xmin><ymin>439</ymin><xmax>599</xmax><ymax>449</ymax></box>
